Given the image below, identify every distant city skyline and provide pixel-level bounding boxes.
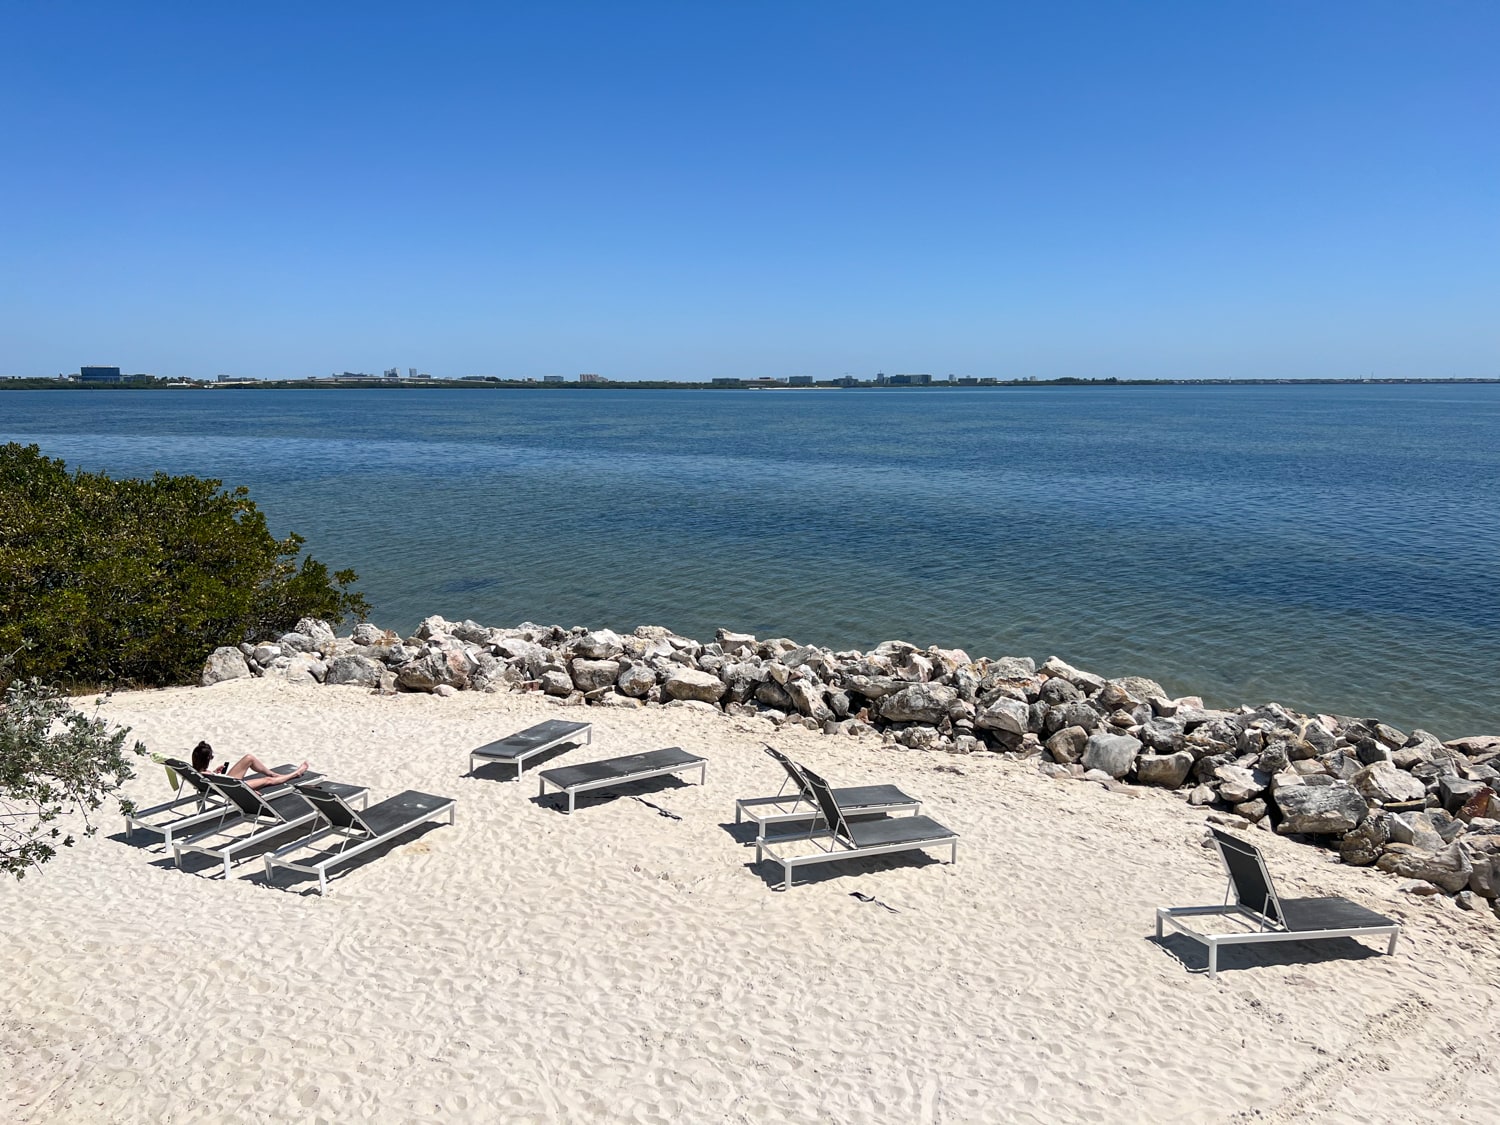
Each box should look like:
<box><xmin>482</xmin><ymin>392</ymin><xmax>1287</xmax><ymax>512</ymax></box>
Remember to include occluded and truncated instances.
<box><xmin>2</xmin><ymin>3</ymin><xmax>1496</xmax><ymax>382</ymax></box>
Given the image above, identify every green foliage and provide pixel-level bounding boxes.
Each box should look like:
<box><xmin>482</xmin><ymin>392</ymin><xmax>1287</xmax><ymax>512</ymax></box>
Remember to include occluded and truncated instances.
<box><xmin>0</xmin><ymin>443</ymin><xmax>369</xmax><ymax>686</ymax></box>
<box><xmin>0</xmin><ymin>657</ymin><xmax>144</xmax><ymax>878</ymax></box>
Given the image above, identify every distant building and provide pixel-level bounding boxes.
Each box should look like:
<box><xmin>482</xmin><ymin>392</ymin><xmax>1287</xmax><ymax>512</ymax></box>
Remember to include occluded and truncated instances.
<box><xmin>957</xmin><ymin>376</ymin><xmax>979</xmax><ymax>386</ymax></box>
<box><xmin>888</xmin><ymin>374</ymin><xmax>912</xmax><ymax>386</ymax></box>
<box><xmin>543</xmin><ymin>375</ymin><xmax>565</xmax><ymax>384</ymax></box>
<box><xmin>383</xmin><ymin>367</ymin><xmax>399</xmax><ymax>378</ymax></box>
<box><xmin>578</xmin><ymin>373</ymin><xmax>606</xmax><ymax>384</ymax></box>
<box><xmin>874</xmin><ymin>373</ymin><xmax>888</xmax><ymax>385</ymax></box>
<box><xmin>80</xmin><ymin>365</ymin><xmax>123</xmax><ymax>383</ymax></box>
<box><xmin>746</xmin><ymin>377</ymin><xmax>784</xmax><ymax>388</ymax></box>
<box><xmin>408</xmin><ymin>367</ymin><xmax>417</xmax><ymax>378</ymax></box>
<box><xmin>788</xmin><ymin>376</ymin><xmax>814</xmax><ymax>386</ymax></box>
<box><xmin>836</xmin><ymin>376</ymin><xmax>859</xmax><ymax>387</ymax></box>
<box><xmin>711</xmin><ymin>377</ymin><xmax>742</xmax><ymax>386</ymax></box>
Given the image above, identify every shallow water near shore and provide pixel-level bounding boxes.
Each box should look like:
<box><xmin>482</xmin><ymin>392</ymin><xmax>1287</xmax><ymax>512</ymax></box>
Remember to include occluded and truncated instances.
<box><xmin>3</xmin><ymin>383</ymin><xmax>1497</xmax><ymax>736</ymax></box>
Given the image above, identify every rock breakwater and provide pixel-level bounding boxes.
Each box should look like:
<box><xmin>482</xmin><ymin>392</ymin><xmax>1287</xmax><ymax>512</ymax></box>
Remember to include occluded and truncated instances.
<box><xmin>201</xmin><ymin>616</ymin><xmax>1500</xmax><ymax>917</ymax></box>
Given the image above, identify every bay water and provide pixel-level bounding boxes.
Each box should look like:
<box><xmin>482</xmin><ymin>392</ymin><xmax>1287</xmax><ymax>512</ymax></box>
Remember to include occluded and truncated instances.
<box><xmin>3</xmin><ymin>384</ymin><xmax>1496</xmax><ymax>738</ymax></box>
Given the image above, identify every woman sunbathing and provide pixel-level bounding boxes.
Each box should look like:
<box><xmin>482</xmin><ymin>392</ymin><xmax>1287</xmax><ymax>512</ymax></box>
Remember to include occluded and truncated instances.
<box><xmin>190</xmin><ymin>741</ymin><xmax>309</xmax><ymax>791</ymax></box>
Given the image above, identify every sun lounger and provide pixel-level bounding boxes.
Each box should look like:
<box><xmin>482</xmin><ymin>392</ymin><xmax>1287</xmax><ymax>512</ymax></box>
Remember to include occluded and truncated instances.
<box><xmin>123</xmin><ymin>759</ymin><xmax>307</xmax><ymax>848</ymax></box>
<box><xmin>468</xmin><ymin>719</ymin><xmax>593</xmax><ymax>779</ymax></box>
<box><xmin>263</xmin><ymin>784</ymin><xmax>456</xmax><ymax>896</ymax></box>
<box><xmin>537</xmin><ymin>747</ymin><xmax>707</xmax><ymax>814</ymax></box>
<box><xmin>1156</xmin><ymin>826</ymin><xmax>1402</xmax><ymax>978</ymax></box>
<box><xmin>172</xmin><ymin>773</ymin><xmax>367</xmax><ymax>879</ymax></box>
<box><xmin>758</xmin><ymin>764</ymin><xmax>958</xmax><ymax>890</ymax></box>
<box><xmin>735</xmin><ymin>747</ymin><xmax>922</xmax><ymax>842</ymax></box>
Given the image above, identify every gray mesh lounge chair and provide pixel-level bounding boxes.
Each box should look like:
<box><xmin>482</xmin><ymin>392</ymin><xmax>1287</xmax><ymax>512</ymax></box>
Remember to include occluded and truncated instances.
<box><xmin>263</xmin><ymin>785</ymin><xmax>456</xmax><ymax>896</ymax></box>
<box><xmin>171</xmin><ymin>773</ymin><xmax>367</xmax><ymax>879</ymax></box>
<box><xmin>736</xmin><ymin>747</ymin><xmax>922</xmax><ymax>843</ymax></box>
<box><xmin>758</xmin><ymin>763</ymin><xmax>958</xmax><ymax>890</ymax></box>
<box><xmin>1156</xmin><ymin>826</ymin><xmax>1402</xmax><ymax>978</ymax></box>
<box><xmin>468</xmin><ymin>719</ymin><xmax>592</xmax><ymax>780</ymax></box>
<box><xmin>124</xmin><ymin>759</ymin><xmax>308</xmax><ymax>848</ymax></box>
<box><xmin>537</xmin><ymin>747</ymin><xmax>707</xmax><ymax>814</ymax></box>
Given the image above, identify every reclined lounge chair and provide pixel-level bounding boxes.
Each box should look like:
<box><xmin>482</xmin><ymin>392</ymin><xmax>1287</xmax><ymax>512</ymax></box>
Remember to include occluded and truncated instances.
<box><xmin>172</xmin><ymin>773</ymin><xmax>368</xmax><ymax>880</ymax></box>
<box><xmin>1156</xmin><ymin>826</ymin><xmax>1402</xmax><ymax>978</ymax></box>
<box><xmin>124</xmin><ymin>759</ymin><xmax>308</xmax><ymax>848</ymax></box>
<box><xmin>758</xmin><ymin>763</ymin><xmax>958</xmax><ymax>890</ymax></box>
<box><xmin>735</xmin><ymin>747</ymin><xmax>922</xmax><ymax>843</ymax></box>
<box><xmin>537</xmin><ymin>747</ymin><xmax>707</xmax><ymax>814</ymax></box>
<box><xmin>468</xmin><ymin>719</ymin><xmax>593</xmax><ymax>780</ymax></box>
<box><xmin>263</xmin><ymin>784</ymin><xmax>456</xmax><ymax>896</ymax></box>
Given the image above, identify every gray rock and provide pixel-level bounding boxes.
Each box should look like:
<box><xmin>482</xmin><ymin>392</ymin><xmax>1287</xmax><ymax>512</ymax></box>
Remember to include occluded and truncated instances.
<box><xmin>1139</xmin><ymin>718</ymin><xmax>1186</xmax><ymax>754</ymax></box>
<box><xmin>1081</xmin><ymin>733</ymin><xmax>1141</xmax><ymax>780</ymax></box>
<box><xmin>1136</xmin><ymin>751</ymin><xmax>1194</xmax><ymax>789</ymax></box>
<box><xmin>396</xmin><ymin>648</ymin><xmax>473</xmax><ymax>693</ymax></box>
<box><xmin>663</xmin><ymin>667</ymin><xmax>727</xmax><ymax>704</ymax></box>
<box><xmin>615</xmin><ymin>662</ymin><xmax>657</xmax><ymax>698</ymax></box>
<box><xmin>1273</xmin><ymin>783</ymin><xmax>1368</xmax><ymax>835</ymax></box>
<box><xmin>1044</xmin><ymin>726</ymin><xmax>1088</xmax><ymax>765</ymax></box>
<box><xmin>541</xmin><ymin>669</ymin><xmax>574</xmax><ymax>696</ymax></box>
<box><xmin>282</xmin><ymin>653</ymin><xmax>326</xmax><ymax>686</ymax></box>
<box><xmin>1187</xmin><ymin>784</ymin><xmax>1216</xmax><ymax>806</ymax></box>
<box><xmin>1233</xmin><ymin>798</ymin><xmax>1269</xmax><ymax>822</ymax></box>
<box><xmin>294</xmin><ymin>617</ymin><xmax>337</xmax><ymax>653</ymax></box>
<box><xmin>842</xmin><ymin>674</ymin><xmax>902</xmax><ymax>700</ymax></box>
<box><xmin>1039</xmin><ymin>657</ymin><xmax>1104</xmax><ymax>693</ymax></box>
<box><xmin>569</xmin><ymin>658</ymin><xmax>622</xmax><ymax>694</ymax></box>
<box><xmin>201</xmin><ymin>646</ymin><xmax>252</xmax><ymax>686</ymax></box>
<box><xmin>881</xmin><ymin>683</ymin><xmax>959</xmax><ymax>724</ymax></box>
<box><xmin>787</xmin><ymin>679</ymin><xmax>834</xmax><ymax>722</ymax></box>
<box><xmin>277</xmin><ymin>631</ymin><xmax>316</xmax><ymax>654</ymax></box>
<box><xmin>1338</xmin><ymin>815</ymin><xmax>1391</xmax><ymax>866</ymax></box>
<box><xmin>1438</xmin><ymin>775</ymin><xmax>1487</xmax><ymax>813</ymax></box>
<box><xmin>1351</xmin><ymin>760</ymin><xmax>1427</xmax><ymax>805</ymax></box>
<box><xmin>325</xmin><ymin>654</ymin><xmax>383</xmax><ymax>687</ymax></box>
<box><xmin>350</xmin><ymin>622</ymin><xmax>393</xmax><ymax>646</ymax></box>
<box><xmin>975</xmin><ymin>697</ymin><xmax>1029</xmax><ymax>736</ymax></box>
<box><xmin>1388</xmin><ymin>841</ymin><xmax>1472</xmax><ymax>894</ymax></box>
<box><xmin>1215</xmin><ymin>765</ymin><xmax>1268</xmax><ymax>804</ymax></box>
<box><xmin>1038</xmin><ymin>676</ymin><xmax>1080</xmax><ymax>705</ymax></box>
<box><xmin>572</xmin><ymin>629</ymin><xmax>625</xmax><ymax>659</ymax></box>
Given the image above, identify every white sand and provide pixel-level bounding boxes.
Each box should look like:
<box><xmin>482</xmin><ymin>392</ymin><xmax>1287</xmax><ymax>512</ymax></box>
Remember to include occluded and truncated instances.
<box><xmin>2</xmin><ymin>677</ymin><xmax>1496</xmax><ymax>1123</ymax></box>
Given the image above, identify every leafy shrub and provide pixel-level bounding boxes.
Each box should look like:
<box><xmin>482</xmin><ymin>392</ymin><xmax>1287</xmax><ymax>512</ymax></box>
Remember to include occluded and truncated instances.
<box><xmin>0</xmin><ymin>660</ymin><xmax>144</xmax><ymax>878</ymax></box>
<box><xmin>0</xmin><ymin>443</ymin><xmax>369</xmax><ymax>687</ymax></box>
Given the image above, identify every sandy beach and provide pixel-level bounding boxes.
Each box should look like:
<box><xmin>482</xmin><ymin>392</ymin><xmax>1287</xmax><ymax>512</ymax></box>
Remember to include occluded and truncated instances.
<box><xmin>2</xmin><ymin>676</ymin><xmax>1496</xmax><ymax>1124</ymax></box>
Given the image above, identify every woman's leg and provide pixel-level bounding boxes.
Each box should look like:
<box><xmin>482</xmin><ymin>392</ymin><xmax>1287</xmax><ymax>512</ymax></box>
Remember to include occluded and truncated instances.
<box><xmin>226</xmin><ymin>753</ymin><xmax>278</xmax><ymax>779</ymax></box>
<box><xmin>243</xmin><ymin>762</ymin><xmax>310</xmax><ymax>791</ymax></box>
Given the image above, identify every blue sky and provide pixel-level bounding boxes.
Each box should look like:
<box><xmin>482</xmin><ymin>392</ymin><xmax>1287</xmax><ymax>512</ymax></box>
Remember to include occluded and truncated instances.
<box><xmin>2</xmin><ymin>1</ymin><xmax>1496</xmax><ymax>381</ymax></box>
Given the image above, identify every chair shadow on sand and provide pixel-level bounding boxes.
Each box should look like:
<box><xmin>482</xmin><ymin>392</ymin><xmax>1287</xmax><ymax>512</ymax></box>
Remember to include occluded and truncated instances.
<box><xmin>715</xmin><ymin>820</ymin><xmax>944</xmax><ymax>891</ymax></box>
<box><xmin>1148</xmin><ymin>930</ymin><xmax>1386</xmax><ymax>976</ymax></box>
<box><xmin>530</xmin><ymin>774</ymin><xmax>695</xmax><ymax>816</ymax></box>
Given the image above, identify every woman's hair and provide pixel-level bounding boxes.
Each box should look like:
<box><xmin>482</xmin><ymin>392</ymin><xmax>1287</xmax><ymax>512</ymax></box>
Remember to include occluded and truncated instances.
<box><xmin>190</xmin><ymin>741</ymin><xmax>213</xmax><ymax>772</ymax></box>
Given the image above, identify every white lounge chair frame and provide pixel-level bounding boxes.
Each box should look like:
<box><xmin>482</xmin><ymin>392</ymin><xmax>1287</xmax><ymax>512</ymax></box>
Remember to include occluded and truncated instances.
<box><xmin>264</xmin><ymin>786</ymin><xmax>456</xmax><ymax>896</ymax></box>
<box><xmin>537</xmin><ymin>748</ymin><xmax>707</xmax><ymax>814</ymax></box>
<box><xmin>468</xmin><ymin>719</ymin><xmax>593</xmax><ymax>780</ymax></box>
<box><xmin>759</xmin><ymin>762</ymin><xmax>958</xmax><ymax>890</ymax></box>
<box><xmin>172</xmin><ymin>774</ymin><xmax>368</xmax><ymax>880</ymax></box>
<box><xmin>736</xmin><ymin>746</ymin><xmax>921</xmax><ymax>843</ymax></box>
<box><xmin>124</xmin><ymin>760</ymin><xmax>322</xmax><ymax>848</ymax></box>
<box><xmin>1156</xmin><ymin>826</ymin><xmax>1402</xmax><ymax>979</ymax></box>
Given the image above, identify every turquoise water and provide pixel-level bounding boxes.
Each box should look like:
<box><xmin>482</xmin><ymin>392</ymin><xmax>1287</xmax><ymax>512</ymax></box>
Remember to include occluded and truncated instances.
<box><xmin>3</xmin><ymin>384</ymin><xmax>1497</xmax><ymax>737</ymax></box>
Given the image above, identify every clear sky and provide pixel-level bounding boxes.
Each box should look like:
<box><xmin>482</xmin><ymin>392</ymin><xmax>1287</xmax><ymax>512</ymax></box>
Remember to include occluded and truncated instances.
<box><xmin>2</xmin><ymin>1</ymin><xmax>1496</xmax><ymax>381</ymax></box>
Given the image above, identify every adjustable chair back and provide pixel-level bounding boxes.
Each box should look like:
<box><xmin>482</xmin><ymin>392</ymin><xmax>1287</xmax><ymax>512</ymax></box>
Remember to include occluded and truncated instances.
<box><xmin>798</xmin><ymin>765</ymin><xmax>855</xmax><ymax>846</ymax></box>
<box><xmin>164</xmin><ymin>759</ymin><xmax>215</xmax><ymax>800</ymax></box>
<box><xmin>763</xmin><ymin>746</ymin><xmax>815</xmax><ymax>802</ymax></box>
<box><xmin>296</xmin><ymin>783</ymin><xmax>374</xmax><ymax>838</ymax></box>
<box><xmin>202</xmin><ymin>774</ymin><xmax>283</xmax><ymax>821</ymax></box>
<box><xmin>1208</xmin><ymin>826</ymin><xmax>1284</xmax><ymax>926</ymax></box>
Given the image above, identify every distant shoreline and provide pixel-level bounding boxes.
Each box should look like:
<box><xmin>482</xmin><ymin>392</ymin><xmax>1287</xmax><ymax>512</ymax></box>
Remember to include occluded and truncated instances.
<box><xmin>3</xmin><ymin>377</ymin><xmax>1499</xmax><ymax>391</ymax></box>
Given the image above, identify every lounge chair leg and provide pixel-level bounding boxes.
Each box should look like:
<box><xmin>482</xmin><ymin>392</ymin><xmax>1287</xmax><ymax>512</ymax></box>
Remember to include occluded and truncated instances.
<box><xmin>1387</xmin><ymin>930</ymin><xmax>1399</xmax><ymax>955</ymax></box>
<box><xmin>1208</xmin><ymin>942</ymin><xmax>1218</xmax><ymax>980</ymax></box>
<box><xmin>1155</xmin><ymin>910</ymin><xmax>1163</xmax><ymax>939</ymax></box>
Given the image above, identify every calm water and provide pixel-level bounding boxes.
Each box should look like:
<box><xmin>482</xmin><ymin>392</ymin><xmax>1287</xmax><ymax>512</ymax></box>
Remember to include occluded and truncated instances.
<box><xmin>3</xmin><ymin>385</ymin><xmax>1497</xmax><ymax>737</ymax></box>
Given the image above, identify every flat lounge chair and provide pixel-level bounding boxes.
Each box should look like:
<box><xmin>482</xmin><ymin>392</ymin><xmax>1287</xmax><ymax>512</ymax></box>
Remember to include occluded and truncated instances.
<box><xmin>468</xmin><ymin>719</ymin><xmax>593</xmax><ymax>780</ymax></box>
<box><xmin>1156</xmin><ymin>826</ymin><xmax>1402</xmax><ymax>979</ymax></box>
<box><xmin>172</xmin><ymin>773</ymin><xmax>368</xmax><ymax>880</ymax></box>
<box><xmin>735</xmin><ymin>746</ymin><xmax>922</xmax><ymax>843</ymax></box>
<box><xmin>123</xmin><ymin>759</ymin><xmax>309</xmax><ymax>848</ymax></box>
<box><xmin>759</xmin><ymin>763</ymin><xmax>958</xmax><ymax>890</ymax></box>
<box><xmin>537</xmin><ymin>747</ymin><xmax>707</xmax><ymax>814</ymax></box>
<box><xmin>263</xmin><ymin>784</ymin><xmax>456</xmax><ymax>896</ymax></box>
